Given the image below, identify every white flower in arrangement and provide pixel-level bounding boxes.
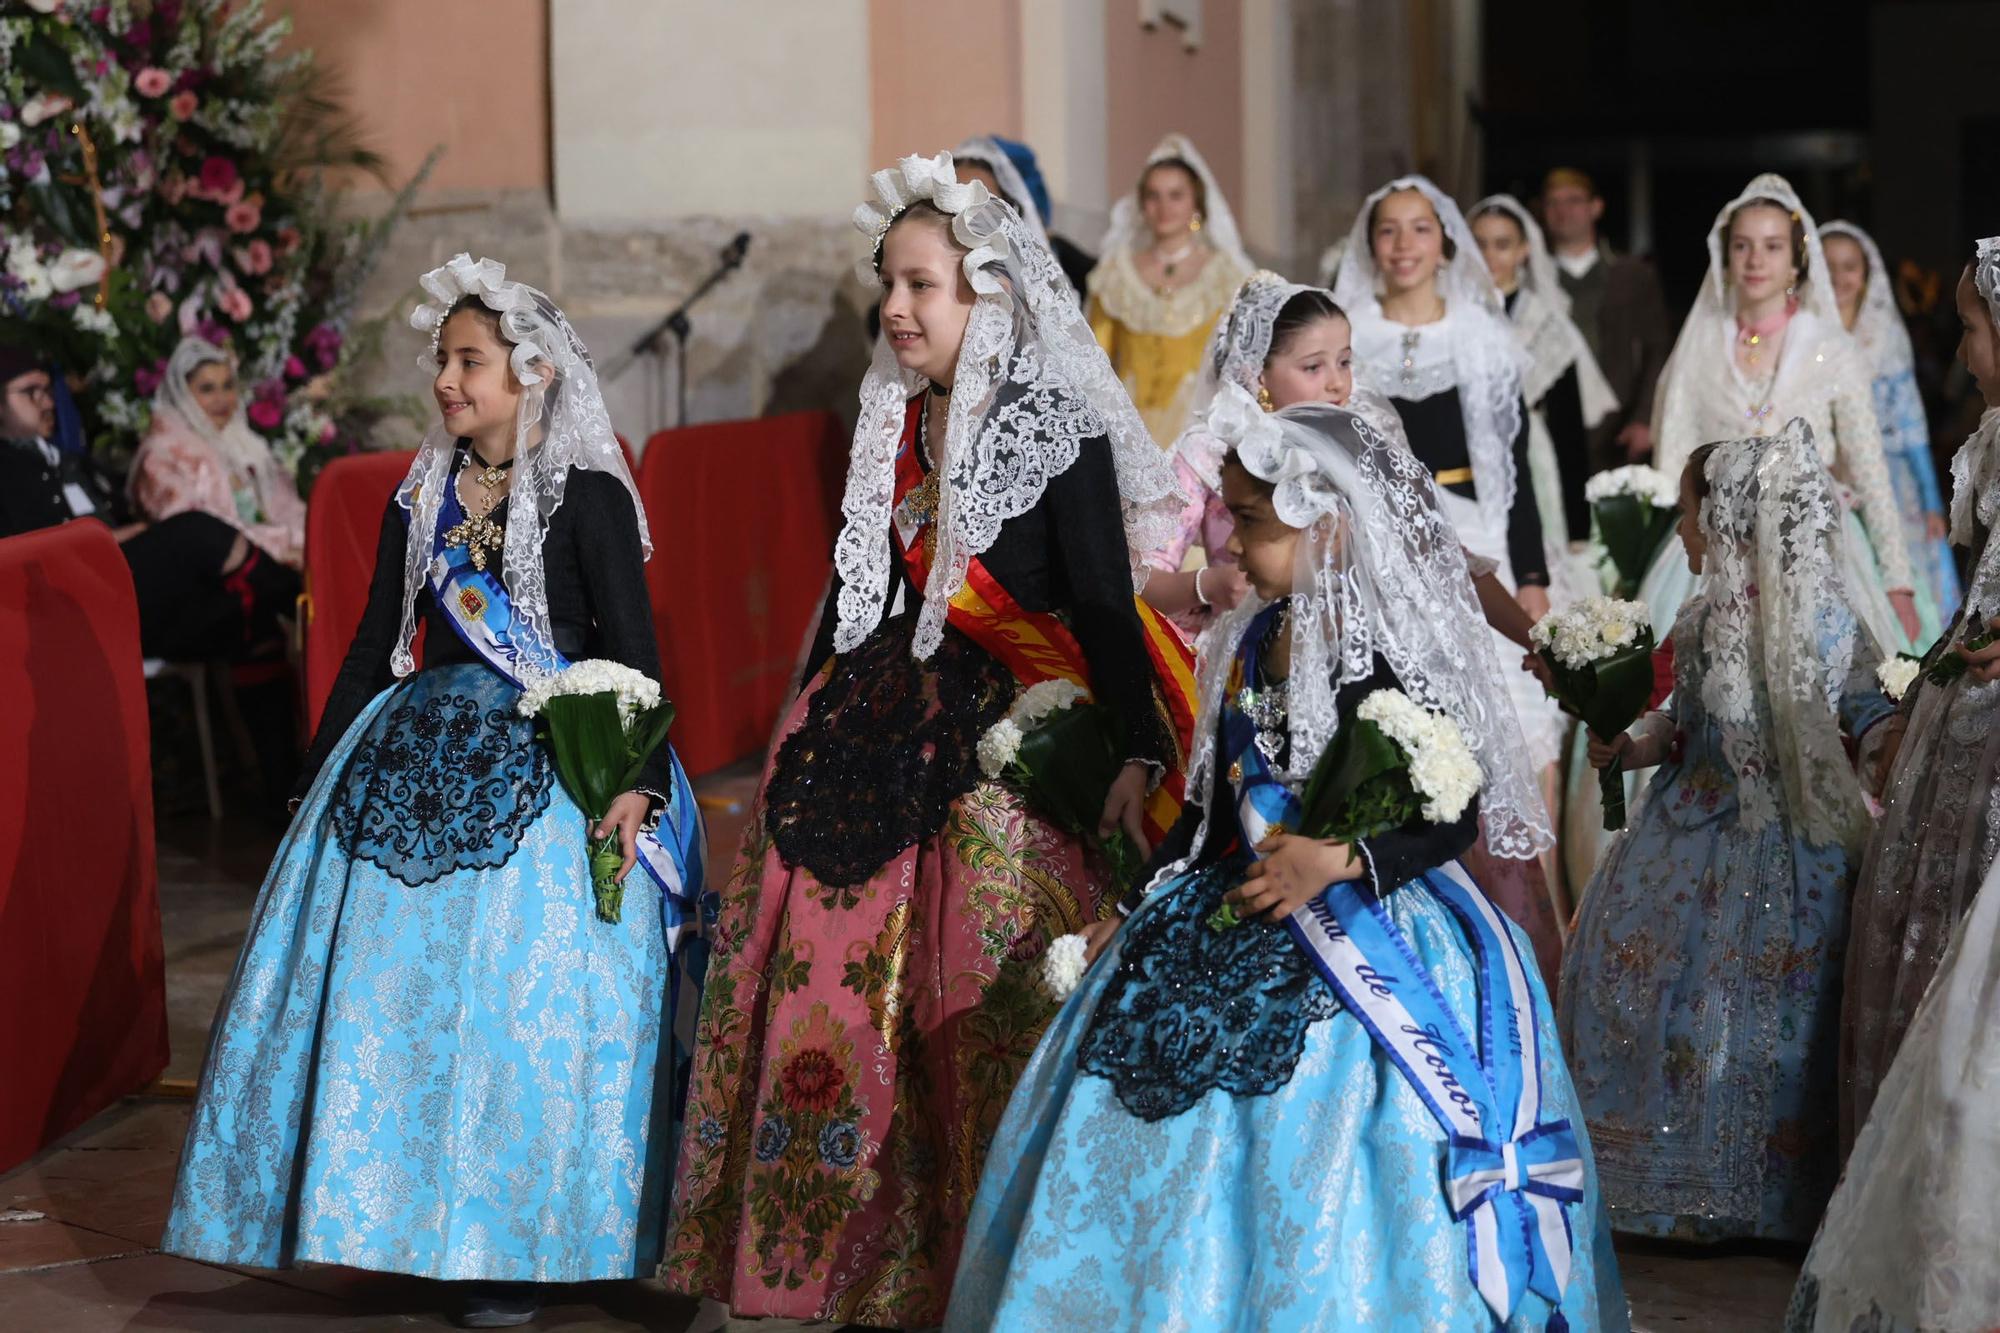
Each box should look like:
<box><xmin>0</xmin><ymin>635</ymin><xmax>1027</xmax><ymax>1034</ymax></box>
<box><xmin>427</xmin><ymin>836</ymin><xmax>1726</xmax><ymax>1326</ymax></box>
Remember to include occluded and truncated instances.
<box><xmin>1584</xmin><ymin>464</ymin><xmax>1678</xmax><ymax>509</ymax></box>
<box><xmin>976</xmin><ymin>718</ymin><xmax>1025</xmax><ymax>779</ymax></box>
<box><xmin>49</xmin><ymin>248</ymin><xmax>108</xmax><ymax>294</ymax></box>
<box><xmin>72</xmin><ymin>303</ymin><xmax>115</xmax><ymax>335</ymax></box>
<box><xmin>0</xmin><ymin>123</ymin><xmax>19</xmax><ymax>152</ymax></box>
<box><xmin>1039</xmin><ymin>932</ymin><xmax>1091</xmax><ymax>1001</ymax></box>
<box><xmin>1876</xmin><ymin>656</ymin><xmax>1921</xmax><ymax>704</ymax></box>
<box><xmin>1355</xmin><ymin>689</ymin><xmax>1483</xmax><ymax>824</ymax></box>
<box><xmin>515</xmin><ymin>659</ymin><xmax>663</xmax><ymax>727</ymax></box>
<box><xmin>1530</xmin><ymin>597</ymin><xmax>1655</xmax><ymax>670</ymax></box>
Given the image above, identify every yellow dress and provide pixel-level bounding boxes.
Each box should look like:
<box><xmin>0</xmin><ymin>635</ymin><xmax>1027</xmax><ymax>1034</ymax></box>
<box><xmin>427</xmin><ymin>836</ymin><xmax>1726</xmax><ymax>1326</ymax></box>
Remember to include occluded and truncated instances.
<box><xmin>1087</xmin><ymin>245</ymin><xmax>1250</xmax><ymax>447</ymax></box>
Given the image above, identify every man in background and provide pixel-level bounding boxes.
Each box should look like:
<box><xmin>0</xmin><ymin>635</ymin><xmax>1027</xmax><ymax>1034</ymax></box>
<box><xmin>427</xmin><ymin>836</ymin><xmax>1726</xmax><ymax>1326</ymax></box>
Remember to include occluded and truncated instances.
<box><xmin>1542</xmin><ymin>167</ymin><xmax>1672</xmax><ymax>470</ymax></box>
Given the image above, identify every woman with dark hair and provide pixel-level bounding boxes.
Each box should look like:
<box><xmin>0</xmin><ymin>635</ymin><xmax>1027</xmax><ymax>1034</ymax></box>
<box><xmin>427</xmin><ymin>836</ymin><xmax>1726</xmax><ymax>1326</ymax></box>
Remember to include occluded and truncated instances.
<box><xmin>1085</xmin><ymin>133</ymin><xmax>1253</xmax><ymax>447</ymax></box>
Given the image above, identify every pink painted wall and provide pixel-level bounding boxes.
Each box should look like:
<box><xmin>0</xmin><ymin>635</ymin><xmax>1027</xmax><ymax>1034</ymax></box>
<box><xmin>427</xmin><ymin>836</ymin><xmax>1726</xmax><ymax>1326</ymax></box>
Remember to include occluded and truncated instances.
<box><xmin>868</xmin><ymin>0</ymin><xmax>1023</xmax><ymax>171</ymax></box>
<box><xmin>1103</xmin><ymin>0</ymin><xmax>1243</xmax><ymax>217</ymax></box>
<box><xmin>274</xmin><ymin>0</ymin><xmax>549</xmax><ymax>194</ymax></box>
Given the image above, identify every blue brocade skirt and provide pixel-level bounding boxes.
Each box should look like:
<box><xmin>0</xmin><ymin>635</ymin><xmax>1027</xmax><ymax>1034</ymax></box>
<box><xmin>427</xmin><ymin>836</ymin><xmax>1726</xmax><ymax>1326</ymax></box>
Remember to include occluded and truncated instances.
<box><xmin>945</xmin><ymin>858</ymin><xmax>1629</xmax><ymax>1333</ymax></box>
<box><xmin>162</xmin><ymin>663</ymin><xmax>681</xmax><ymax>1281</ymax></box>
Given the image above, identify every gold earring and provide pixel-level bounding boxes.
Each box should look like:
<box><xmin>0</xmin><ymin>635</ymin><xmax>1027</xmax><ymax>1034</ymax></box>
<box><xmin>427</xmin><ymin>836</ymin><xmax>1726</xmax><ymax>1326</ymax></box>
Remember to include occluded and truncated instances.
<box><xmin>1257</xmin><ymin>384</ymin><xmax>1274</xmax><ymax>411</ymax></box>
<box><xmin>1190</xmin><ymin>213</ymin><xmax>1204</xmax><ymax>233</ymax></box>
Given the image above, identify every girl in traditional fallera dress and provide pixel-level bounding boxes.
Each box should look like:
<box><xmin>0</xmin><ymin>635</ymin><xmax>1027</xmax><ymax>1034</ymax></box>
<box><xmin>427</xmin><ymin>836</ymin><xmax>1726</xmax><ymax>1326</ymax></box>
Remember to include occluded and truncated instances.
<box><xmin>947</xmin><ymin>399</ymin><xmax>1623</xmax><ymax>1332</ymax></box>
<box><xmin>1469</xmin><ymin>193</ymin><xmax>1620</xmax><ymax>599</ymax></box>
<box><xmin>1558</xmin><ymin>421</ymin><xmax>1898</xmax><ymax>1242</ymax></box>
<box><xmin>1086</xmin><ymin>133</ymin><xmax>1254</xmax><ymax>447</ymax></box>
<box><xmin>1637</xmin><ymin>175</ymin><xmax>1920</xmax><ymax>650</ymax></box>
<box><xmin>1143</xmin><ymin>269</ymin><xmax>1568</xmax><ymax>988</ymax></box>
<box><xmin>1332</xmin><ymin>176</ymin><xmax>1567</xmax><ymax>905</ymax></box>
<box><xmin>1822</xmin><ymin>220</ymin><xmax>1959</xmax><ymax>643</ymax></box>
<box><xmin>160</xmin><ymin>257</ymin><xmax>707</xmax><ymax>1329</ymax></box>
<box><xmin>662</xmin><ymin>154</ymin><xmax>1193</xmax><ymax>1328</ymax></box>
<box><xmin>1839</xmin><ymin>239</ymin><xmax>2000</xmax><ymax>1152</ymax></box>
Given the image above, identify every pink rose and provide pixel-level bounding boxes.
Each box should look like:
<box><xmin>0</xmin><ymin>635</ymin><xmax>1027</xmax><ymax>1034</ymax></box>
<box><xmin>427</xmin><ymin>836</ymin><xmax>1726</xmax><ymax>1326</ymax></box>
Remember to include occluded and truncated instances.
<box><xmin>224</xmin><ymin>197</ymin><xmax>261</xmax><ymax>234</ymax></box>
<box><xmin>319</xmin><ymin>420</ymin><xmax>337</xmax><ymax>444</ymax></box>
<box><xmin>233</xmin><ymin>237</ymin><xmax>273</xmax><ymax>274</ymax></box>
<box><xmin>217</xmin><ymin>283</ymin><xmax>253</xmax><ymax>323</ymax></box>
<box><xmin>134</xmin><ymin>67</ymin><xmax>173</xmax><ymax>98</ymax></box>
<box><xmin>274</xmin><ymin>226</ymin><xmax>302</xmax><ymax>257</ymax></box>
<box><xmin>156</xmin><ymin>171</ymin><xmax>187</xmax><ymax>205</ymax></box>
<box><xmin>247</xmin><ymin>398</ymin><xmax>283</xmax><ymax>431</ymax></box>
<box><xmin>144</xmin><ymin>291</ymin><xmax>173</xmax><ymax>323</ymax></box>
<box><xmin>168</xmin><ymin>90</ymin><xmax>197</xmax><ymax>122</ymax></box>
<box><xmin>284</xmin><ymin>355</ymin><xmax>306</xmax><ymax>380</ymax></box>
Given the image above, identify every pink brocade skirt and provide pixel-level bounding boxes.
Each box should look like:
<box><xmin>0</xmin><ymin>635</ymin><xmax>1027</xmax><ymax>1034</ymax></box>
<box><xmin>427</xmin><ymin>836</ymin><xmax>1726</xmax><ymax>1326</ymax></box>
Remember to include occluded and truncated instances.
<box><xmin>661</xmin><ymin>686</ymin><xmax>1116</xmax><ymax>1326</ymax></box>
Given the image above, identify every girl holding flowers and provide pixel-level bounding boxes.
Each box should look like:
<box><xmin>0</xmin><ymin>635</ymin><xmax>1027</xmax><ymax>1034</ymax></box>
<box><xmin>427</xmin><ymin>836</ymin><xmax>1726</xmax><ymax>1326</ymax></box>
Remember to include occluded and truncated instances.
<box><xmin>1559</xmin><ymin>420</ymin><xmax>1899</xmax><ymax>1242</ymax></box>
<box><xmin>947</xmin><ymin>400</ymin><xmax>1623</xmax><ymax>1332</ymax></box>
<box><xmin>661</xmin><ymin>154</ymin><xmax>1193</xmax><ymax>1329</ymax></box>
<box><xmin>162</xmin><ymin>256</ymin><xmax>704</xmax><ymax>1330</ymax></box>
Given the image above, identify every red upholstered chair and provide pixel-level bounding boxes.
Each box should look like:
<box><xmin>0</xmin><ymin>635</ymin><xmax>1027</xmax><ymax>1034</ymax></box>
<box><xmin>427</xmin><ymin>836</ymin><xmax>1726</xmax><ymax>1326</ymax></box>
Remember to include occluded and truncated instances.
<box><xmin>0</xmin><ymin>520</ymin><xmax>167</xmax><ymax>1170</ymax></box>
<box><xmin>302</xmin><ymin>451</ymin><xmax>418</xmax><ymax>733</ymax></box>
<box><xmin>637</xmin><ymin>411</ymin><xmax>845</xmax><ymax>777</ymax></box>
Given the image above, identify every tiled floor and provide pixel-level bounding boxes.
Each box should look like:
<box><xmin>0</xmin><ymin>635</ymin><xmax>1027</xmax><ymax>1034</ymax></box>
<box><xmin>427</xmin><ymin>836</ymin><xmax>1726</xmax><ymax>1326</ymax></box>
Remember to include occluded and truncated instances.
<box><xmin>2</xmin><ymin>779</ymin><xmax>1801</xmax><ymax>1331</ymax></box>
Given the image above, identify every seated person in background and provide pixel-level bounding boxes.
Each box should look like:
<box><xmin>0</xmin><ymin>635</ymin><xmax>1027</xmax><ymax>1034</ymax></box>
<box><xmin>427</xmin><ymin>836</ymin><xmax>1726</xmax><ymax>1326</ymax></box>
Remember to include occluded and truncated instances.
<box><xmin>0</xmin><ymin>344</ymin><xmax>125</xmax><ymax>538</ymax></box>
<box><xmin>1</xmin><ymin>336</ymin><xmax>300</xmax><ymax>809</ymax></box>
<box><xmin>129</xmin><ymin>334</ymin><xmax>306</xmax><ymax>570</ymax></box>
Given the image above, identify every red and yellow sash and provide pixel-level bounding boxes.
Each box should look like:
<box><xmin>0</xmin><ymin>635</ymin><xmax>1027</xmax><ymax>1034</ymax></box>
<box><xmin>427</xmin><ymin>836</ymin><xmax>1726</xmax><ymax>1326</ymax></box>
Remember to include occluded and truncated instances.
<box><xmin>890</xmin><ymin>397</ymin><xmax>1196</xmax><ymax>842</ymax></box>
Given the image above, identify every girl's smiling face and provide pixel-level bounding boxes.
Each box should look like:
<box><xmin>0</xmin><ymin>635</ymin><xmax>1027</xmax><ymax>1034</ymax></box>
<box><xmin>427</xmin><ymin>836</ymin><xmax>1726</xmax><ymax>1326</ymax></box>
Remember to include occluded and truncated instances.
<box><xmin>1371</xmin><ymin>189</ymin><xmax>1446</xmax><ymax>298</ymax></box>
<box><xmin>433</xmin><ymin>305</ymin><xmax>526</xmax><ymax>443</ymax></box>
<box><xmin>877</xmin><ymin>211</ymin><xmax>975</xmax><ymax>385</ymax></box>
<box><xmin>1823</xmin><ymin>233</ymin><xmax>1868</xmax><ymax>316</ymax></box>
<box><xmin>1726</xmin><ymin>203</ymin><xmax>1797</xmax><ymax>307</ymax></box>
<box><xmin>1221</xmin><ymin>459</ymin><xmax>1302</xmax><ymax>601</ymax></box>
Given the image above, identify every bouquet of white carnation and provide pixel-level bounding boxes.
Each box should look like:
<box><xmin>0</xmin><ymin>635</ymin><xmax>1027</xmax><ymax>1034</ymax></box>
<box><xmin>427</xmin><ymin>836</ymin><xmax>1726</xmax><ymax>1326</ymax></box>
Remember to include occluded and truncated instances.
<box><xmin>1876</xmin><ymin>654</ymin><xmax>1922</xmax><ymax>704</ymax></box>
<box><xmin>517</xmin><ymin>660</ymin><xmax>676</xmax><ymax>924</ymax></box>
<box><xmin>977</xmin><ymin>678</ymin><xmax>1143</xmax><ymax>891</ymax></box>
<box><xmin>1585</xmin><ymin>464</ymin><xmax>1680</xmax><ymax>598</ymax></box>
<box><xmin>1530</xmin><ymin>597</ymin><xmax>1658</xmax><ymax>830</ymax></box>
<box><xmin>1210</xmin><ymin>688</ymin><xmax>1482</xmax><ymax>930</ymax></box>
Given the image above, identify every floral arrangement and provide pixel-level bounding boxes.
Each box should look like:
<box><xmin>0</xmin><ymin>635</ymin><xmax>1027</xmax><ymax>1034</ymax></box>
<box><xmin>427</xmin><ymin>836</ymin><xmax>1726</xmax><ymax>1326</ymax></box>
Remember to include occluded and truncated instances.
<box><xmin>1585</xmin><ymin>464</ymin><xmax>1679</xmax><ymax>598</ymax></box>
<box><xmin>0</xmin><ymin>0</ymin><xmax>427</xmax><ymax>478</ymax></box>
<box><xmin>1926</xmin><ymin>606</ymin><xmax>1998</xmax><ymax>687</ymax></box>
<box><xmin>975</xmin><ymin>676</ymin><xmax>1142</xmax><ymax>891</ymax></box>
<box><xmin>1876</xmin><ymin>654</ymin><xmax>1921</xmax><ymax>703</ymax></box>
<box><xmin>1210</xmin><ymin>689</ymin><xmax>1482</xmax><ymax>931</ymax></box>
<box><xmin>1532</xmin><ymin>597</ymin><xmax>1648</xmax><ymax>671</ymax></box>
<box><xmin>517</xmin><ymin>660</ymin><xmax>677</xmax><ymax>924</ymax></box>
<box><xmin>1531</xmin><ymin>596</ymin><xmax>1659</xmax><ymax>829</ymax></box>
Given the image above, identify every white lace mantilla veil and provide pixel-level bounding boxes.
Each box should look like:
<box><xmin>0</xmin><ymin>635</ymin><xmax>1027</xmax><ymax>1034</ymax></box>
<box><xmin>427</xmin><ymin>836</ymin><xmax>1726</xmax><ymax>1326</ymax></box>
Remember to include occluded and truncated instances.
<box><xmin>950</xmin><ymin>136</ymin><xmax>1051</xmax><ymax>249</ymax></box>
<box><xmin>836</xmin><ymin>152</ymin><xmax>1183</xmax><ymax>661</ymax></box>
<box><xmin>1948</xmin><ymin>237</ymin><xmax>2000</xmax><ymax>551</ymax></box>
<box><xmin>1469</xmin><ymin>193</ymin><xmax>1619</xmax><ymax>424</ymax></box>
<box><xmin>1135</xmin><ymin>400</ymin><xmax>1554</xmax><ymax>902</ymax></box>
<box><xmin>1690</xmin><ymin>420</ymin><xmax>1882</xmax><ymax>852</ymax></box>
<box><xmin>1330</xmin><ymin>174</ymin><xmax>1529</xmax><ymax>538</ymax></box>
<box><xmin>1820</xmin><ymin>220</ymin><xmax>1917</xmax><ymax>381</ymax></box>
<box><xmin>149</xmin><ymin>334</ymin><xmax>287</xmax><ymax>488</ymax></box>
<box><xmin>1097</xmin><ymin>132</ymin><xmax>1251</xmax><ymax>273</ymax></box>
<box><xmin>1648</xmin><ymin>172</ymin><xmax>1838</xmax><ymax>479</ymax></box>
<box><xmin>393</xmin><ymin>253</ymin><xmax>649</xmax><ymax>677</ymax></box>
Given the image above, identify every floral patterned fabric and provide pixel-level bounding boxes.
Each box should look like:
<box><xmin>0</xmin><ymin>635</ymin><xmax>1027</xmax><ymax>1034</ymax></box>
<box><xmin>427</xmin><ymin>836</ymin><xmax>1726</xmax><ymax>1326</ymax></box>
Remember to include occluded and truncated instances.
<box><xmin>1143</xmin><ymin>450</ymin><xmax>1239</xmax><ymax>638</ymax></box>
<box><xmin>1872</xmin><ymin>365</ymin><xmax>1959</xmax><ymax>646</ymax></box>
<box><xmin>1558</xmin><ymin>600</ymin><xmax>1894</xmax><ymax>1241</ymax></box>
<box><xmin>661</xmin><ymin>671</ymin><xmax>1118</xmax><ymax>1326</ymax></box>
<box><xmin>163</xmin><ymin>663</ymin><xmax>678</xmax><ymax>1279</ymax></box>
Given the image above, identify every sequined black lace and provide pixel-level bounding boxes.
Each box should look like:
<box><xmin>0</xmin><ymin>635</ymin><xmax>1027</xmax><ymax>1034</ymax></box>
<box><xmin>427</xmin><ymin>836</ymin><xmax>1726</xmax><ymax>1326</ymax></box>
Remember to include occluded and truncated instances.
<box><xmin>766</xmin><ymin>613</ymin><xmax>1015</xmax><ymax>894</ymax></box>
<box><xmin>331</xmin><ymin>666</ymin><xmax>554</xmax><ymax>887</ymax></box>
<box><xmin>1077</xmin><ymin>857</ymin><xmax>1339</xmax><ymax>1121</ymax></box>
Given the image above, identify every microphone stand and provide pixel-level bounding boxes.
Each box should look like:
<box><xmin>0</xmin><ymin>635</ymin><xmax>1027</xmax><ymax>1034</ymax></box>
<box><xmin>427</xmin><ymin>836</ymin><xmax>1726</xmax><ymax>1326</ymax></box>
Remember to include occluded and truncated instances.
<box><xmin>605</xmin><ymin>232</ymin><xmax>751</xmax><ymax>428</ymax></box>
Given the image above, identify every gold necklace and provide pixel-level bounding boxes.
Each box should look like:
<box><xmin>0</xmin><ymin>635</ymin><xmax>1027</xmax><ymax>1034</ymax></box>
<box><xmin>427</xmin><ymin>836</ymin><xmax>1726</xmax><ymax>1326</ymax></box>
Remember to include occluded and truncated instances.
<box><xmin>443</xmin><ymin>447</ymin><xmax>511</xmax><ymax>572</ymax></box>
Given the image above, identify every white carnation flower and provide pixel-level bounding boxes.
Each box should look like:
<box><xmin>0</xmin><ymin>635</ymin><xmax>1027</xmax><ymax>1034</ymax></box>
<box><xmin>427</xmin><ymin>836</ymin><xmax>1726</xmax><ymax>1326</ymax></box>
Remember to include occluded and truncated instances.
<box><xmin>1010</xmin><ymin>678</ymin><xmax>1088</xmax><ymax>729</ymax></box>
<box><xmin>1876</xmin><ymin>657</ymin><xmax>1920</xmax><ymax>704</ymax></box>
<box><xmin>72</xmin><ymin>302</ymin><xmax>114</xmax><ymax>335</ymax></box>
<box><xmin>516</xmin><ymin>658</ymin><xmax>662</xmax><ymax>725</ymax></box>
<box><xmin>1356</xmin><ymin>689</ymin><xmax>1483</xmax><ymax>824</ymax></box>
<box><xmin>977</xmin><ymin>718</ymin><xmax>1024</xmax><ymax>778</ymax></box>
<box><xmin>1585</xmin><ymin>463</ymin><xmax>1678</xmax><ymax>509</ymax></box>
<box><xmin>1039</xmin><ymin>933</ymin><xmax>1091</xmax><ymax>1001</ymax></box>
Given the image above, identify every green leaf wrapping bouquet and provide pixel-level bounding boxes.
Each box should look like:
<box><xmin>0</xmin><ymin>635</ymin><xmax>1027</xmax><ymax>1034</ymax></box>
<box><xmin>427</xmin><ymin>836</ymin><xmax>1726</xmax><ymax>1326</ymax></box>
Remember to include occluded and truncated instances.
<box><xmin>976</xmin><ymin>679</ymin><xmax>1144</xmax><ymax>895</ymax></box>
<box><xmin>1586</xmin><ymin>465</ymin><xmax>1680</xmax><ymax>599</ymax></box>
<box><xmin>516</xmin><ymin>660</ymin><xmax>676</xmax><ymax>924</ymax></box>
